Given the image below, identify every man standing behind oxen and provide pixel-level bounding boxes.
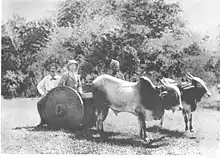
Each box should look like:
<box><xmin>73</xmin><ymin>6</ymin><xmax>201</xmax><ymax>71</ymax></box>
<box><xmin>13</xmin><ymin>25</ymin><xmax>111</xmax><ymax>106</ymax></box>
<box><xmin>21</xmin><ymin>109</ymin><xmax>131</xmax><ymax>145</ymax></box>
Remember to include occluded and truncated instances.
<box><xmin>110</xmin><ymin>59</ymin><xmax>125</xmax><ymax>80</ymax></box>
<box><xmin>36</xmin><ymin>62</ymin><xmax>61</xmax><ymax>127</ymax></box>
<box><xmin>94</xmin><ymin>59</ymin><xmax>125</xmax><ymax>125</ymax></box>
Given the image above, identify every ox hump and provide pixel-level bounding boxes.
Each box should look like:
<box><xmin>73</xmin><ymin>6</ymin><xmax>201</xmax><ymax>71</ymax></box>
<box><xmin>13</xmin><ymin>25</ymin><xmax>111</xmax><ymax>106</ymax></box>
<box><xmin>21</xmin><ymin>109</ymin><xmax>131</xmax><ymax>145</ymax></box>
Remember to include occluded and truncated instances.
<box><xmin>92</xmin><ymin>74</ymin><xmax>131</xmax><ymax>87</ymax></box>
<box><xmin>140</xmin><ymin>76</ymin><xmax>156</xmax><ymax>89</ymax></box>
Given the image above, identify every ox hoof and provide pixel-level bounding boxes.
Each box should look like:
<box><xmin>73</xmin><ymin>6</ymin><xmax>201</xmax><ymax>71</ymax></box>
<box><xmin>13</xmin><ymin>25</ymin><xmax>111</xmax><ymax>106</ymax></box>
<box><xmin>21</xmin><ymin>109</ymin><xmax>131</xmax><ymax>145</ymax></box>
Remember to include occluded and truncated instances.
<box><xmin>185</xmin><ymin>128</ymin><xmax>189</xmax><ymax>132</ymax></box>
<box><xmin>190</xmin><ymin>129</ymin><xmax>195</xmax><ymax>133</ymax></box>
<box><xmin>185</xmin><ymin>129</ymin><xmax>190</xmax><ymax>133</ymax></box>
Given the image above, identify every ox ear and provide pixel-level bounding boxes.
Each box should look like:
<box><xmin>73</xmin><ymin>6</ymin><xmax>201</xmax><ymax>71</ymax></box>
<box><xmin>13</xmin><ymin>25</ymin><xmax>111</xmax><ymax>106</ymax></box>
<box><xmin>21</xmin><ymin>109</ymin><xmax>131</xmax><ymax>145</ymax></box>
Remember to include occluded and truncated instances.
<box><xmin>161</xmin><ymin>85</ymin><xmax>166</xmax><ymax>91</ymax></box>
<box><xmin>155</xmin><ymin>85</ymin><xmax>166</xmax><ymax>94</ymax></box>
<box><xmin>159</xmin><ymin>91</ymin><xmax>168</xmax><ymax>100</ymax></box>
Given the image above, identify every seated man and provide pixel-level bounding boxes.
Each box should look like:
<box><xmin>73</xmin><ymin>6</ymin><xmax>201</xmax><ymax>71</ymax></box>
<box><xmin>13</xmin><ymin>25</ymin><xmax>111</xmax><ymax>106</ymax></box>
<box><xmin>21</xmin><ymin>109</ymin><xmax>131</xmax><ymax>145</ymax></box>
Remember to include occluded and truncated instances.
<box><xmin>58</xmin><ymin>59</ymin><xmax>83</xmax><ymax>93</ymax></box>
<box><xmin>36</xmin><ymin>62</ymin><xmax>61</xmax><ymax>127</ymax></box>
<box><xmin>58</xmin><ymin>60</ymin><xmax>96</xmax><ymax>131</ymax></box>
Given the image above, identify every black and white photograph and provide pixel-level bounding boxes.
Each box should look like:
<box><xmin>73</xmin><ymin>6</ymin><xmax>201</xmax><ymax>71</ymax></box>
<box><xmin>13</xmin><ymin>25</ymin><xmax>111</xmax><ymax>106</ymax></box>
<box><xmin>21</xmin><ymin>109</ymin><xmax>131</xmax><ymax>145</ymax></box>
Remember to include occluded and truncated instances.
<box><xmin>1</xmin><ymin>0</ymin><xmax>220</xmax><ymax>155</ymax></box>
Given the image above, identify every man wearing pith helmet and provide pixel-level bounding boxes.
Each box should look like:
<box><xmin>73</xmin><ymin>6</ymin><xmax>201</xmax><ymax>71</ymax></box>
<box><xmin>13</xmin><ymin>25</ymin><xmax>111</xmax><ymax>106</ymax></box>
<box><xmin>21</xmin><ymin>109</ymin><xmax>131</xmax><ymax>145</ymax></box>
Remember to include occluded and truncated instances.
<box><xmin>58</xmin><ymin>59</ymin><xmax>83</xmax><ymax>93</ymax></box>
<box><xmin>110</xmin><ymin>59</ymin><xmax>125</xmax><ymax>80</ymax></box>
<box><xmin>36</xmin><ymin>61</ymin><xmax>61</xmax><ymax>127</ymax></box>
<box><xmin>97</xmin><ymin>59</ymin><xmax>125</xmax><ymax>123</ymax></box>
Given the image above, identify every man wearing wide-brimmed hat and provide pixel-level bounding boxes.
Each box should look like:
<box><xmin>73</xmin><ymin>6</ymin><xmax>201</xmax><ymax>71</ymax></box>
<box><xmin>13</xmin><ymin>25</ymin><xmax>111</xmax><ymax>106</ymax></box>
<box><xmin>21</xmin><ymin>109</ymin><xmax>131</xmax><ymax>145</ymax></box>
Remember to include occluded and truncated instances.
<box><xmin>110</xmin><ymin>59</ymin><xmax>125</xmax><ymax>80</ymax></box>
<box><xmin>58</xmin><ymin>59</ymin><xmax>83</xmax><ymax>93</ymax></box>
<box><xmin>36</xmin><ymin>62</ymin><xmax>61</xmax><ymax>127</ymax></box>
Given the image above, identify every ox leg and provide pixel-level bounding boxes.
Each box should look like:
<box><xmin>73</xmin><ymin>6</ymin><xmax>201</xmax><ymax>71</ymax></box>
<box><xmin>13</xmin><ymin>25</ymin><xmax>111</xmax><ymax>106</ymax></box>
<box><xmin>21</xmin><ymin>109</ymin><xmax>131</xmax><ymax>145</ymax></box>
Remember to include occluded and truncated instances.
<box><xmin>95</xmin><ymin>108</ymin><xmax>99</xmax><ymax>130</ymax></box>
<box><xmin>182</xmin><ymin>110</ymin><xmax>189</xmax><ymax>131</ymax></box>
<box><xmin>160</xmin><ymin>115</ymin><xmax>164</xmax><ymax>129</ymax></box>
<box><xmin>96</xmin><ymin>108</ymin><xmax>103</xmax><ymax>132</ymax></box>
<box><xmin>98</xmin><ymin>108</ymin><xmax>105</xmax><ymax>132</ymax></box>
<box><xmin>96</xmin><ymin>107</ymin><xmax>109</xmax><ymax>132</ymax></box>
<box><xmin>189</xmin><ymin>113</ymin><xmax>194</xmax><ymax>132</ymax></box>
<box><xmin>136</xmin><ymin>111</ymin><xmax>150</xmax><ymax>143</ymax></box>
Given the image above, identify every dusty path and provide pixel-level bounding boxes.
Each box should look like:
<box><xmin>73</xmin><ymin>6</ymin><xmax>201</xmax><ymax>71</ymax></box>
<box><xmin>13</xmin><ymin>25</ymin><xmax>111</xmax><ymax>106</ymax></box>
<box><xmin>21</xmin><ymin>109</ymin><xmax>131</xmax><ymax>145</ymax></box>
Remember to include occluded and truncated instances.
<box><xmin>1</xmin><ymin>96</ymin><xmax>220</xmax><ymax>155</ymax></box>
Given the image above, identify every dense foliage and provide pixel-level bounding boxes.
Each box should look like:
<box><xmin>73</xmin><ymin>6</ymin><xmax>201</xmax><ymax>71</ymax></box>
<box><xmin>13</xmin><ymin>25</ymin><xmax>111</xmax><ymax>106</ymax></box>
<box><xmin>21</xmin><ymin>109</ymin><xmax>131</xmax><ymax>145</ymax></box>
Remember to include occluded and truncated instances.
<box><xmin>1</xmin><ymin>0</ymin><xmax>219</xmax><ymax>98</ymax></box>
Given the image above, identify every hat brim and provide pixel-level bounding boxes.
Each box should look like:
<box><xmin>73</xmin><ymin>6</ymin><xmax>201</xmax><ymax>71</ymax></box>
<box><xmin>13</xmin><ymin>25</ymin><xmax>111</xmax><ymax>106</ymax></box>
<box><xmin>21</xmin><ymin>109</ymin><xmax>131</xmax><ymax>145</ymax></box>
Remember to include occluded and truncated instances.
<box><xmin>47</xmin><ymin>63</ymin><xmax>59</xmax><ymax>71</ymax></box>
<box><xmin>67</xmin><ymin>63</ymin><xmax>78</xmax><ymax>70</ymax></box>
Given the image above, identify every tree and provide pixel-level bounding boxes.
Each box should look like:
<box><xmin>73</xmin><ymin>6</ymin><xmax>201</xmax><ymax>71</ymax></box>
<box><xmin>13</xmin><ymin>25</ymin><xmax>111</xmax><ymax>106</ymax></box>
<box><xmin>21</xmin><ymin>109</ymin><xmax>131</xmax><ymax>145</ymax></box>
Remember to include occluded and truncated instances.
<box><xmin>56</xmin><ymin>0</ymin><xmax>192</xmax><ymax>81</ymax></box>
<box><xmin>2</xmin><ymin>0</ymin><xmax>212</xmax><ymax>98</ymax></box>
<box><xmin>205</xmin><ymin>56</ymin><xmax>220</xmax><ymax>87</ymax></box>
<box><xmin>1</xmin><ymin>15</ymin><xmax>53</xmax><ymax>98</ymax></box>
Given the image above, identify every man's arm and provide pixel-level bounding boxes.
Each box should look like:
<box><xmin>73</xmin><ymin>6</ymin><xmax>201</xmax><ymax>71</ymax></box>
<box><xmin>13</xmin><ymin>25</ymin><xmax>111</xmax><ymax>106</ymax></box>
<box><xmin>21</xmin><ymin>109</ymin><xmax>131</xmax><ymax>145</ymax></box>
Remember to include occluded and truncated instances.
<box><xmin>77</xmin><ymin>75</ymin><xmax>83</xmax><ymax>93</ymax></box>
<box><xmin>37</xmin><ymin>77</ymin><xmax>47</xmax><ymax>96</ymax></box>
<box><xmin>120</xmin><ymin>72</ymin><xmax>125</xmax><ymax>80</ymax></box>
<box><xmin>57</xmin><ymin>74</ymin><xmax>67</xmax><ymax>87</ymax></box>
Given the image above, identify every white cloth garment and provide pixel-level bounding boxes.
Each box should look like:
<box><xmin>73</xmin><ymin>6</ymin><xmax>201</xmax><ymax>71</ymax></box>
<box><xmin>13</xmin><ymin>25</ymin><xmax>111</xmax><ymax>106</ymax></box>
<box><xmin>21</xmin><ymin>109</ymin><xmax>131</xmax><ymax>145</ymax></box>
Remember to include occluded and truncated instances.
<box><xmin>37</xmin><ymin>75</ymin><xmax>61</xmax><ymax>96</ymax></box>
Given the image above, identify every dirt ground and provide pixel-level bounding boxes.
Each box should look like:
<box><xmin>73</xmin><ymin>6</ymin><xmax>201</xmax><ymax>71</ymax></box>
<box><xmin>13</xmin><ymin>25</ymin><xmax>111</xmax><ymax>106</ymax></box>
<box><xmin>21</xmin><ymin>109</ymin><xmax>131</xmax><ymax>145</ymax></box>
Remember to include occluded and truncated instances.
<box><xmin>1</xmin><ymin>88</ymin><xmax>220</xmax><ymax>155</ymax></box>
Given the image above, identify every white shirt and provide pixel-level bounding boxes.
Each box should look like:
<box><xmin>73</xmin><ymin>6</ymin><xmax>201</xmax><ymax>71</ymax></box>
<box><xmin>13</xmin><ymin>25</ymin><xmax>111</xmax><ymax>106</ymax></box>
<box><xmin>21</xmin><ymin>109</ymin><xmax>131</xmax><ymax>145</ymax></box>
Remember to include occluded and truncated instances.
<box><xmin>37</xmin><ymin>75</ymin><xmax>61</xmax><ymax>96</ymax></box>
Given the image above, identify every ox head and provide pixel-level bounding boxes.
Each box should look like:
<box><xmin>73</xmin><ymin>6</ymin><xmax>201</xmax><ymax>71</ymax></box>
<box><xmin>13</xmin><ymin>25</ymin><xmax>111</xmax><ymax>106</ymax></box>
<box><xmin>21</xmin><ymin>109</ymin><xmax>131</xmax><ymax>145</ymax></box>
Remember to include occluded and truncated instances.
<box><xmin>185</xmin><ymin>72</ymin><xmax>211</xmax><ymax>98</ymax></box>
<box><xmin>139</xmin><ymin>77</ymin><xmax>182</xmax><ymax>112</ymax></box>
<box><xmin>158</xmin><ymin>78</ymin><xmax>183</xmax><ymax>112</ymax></box>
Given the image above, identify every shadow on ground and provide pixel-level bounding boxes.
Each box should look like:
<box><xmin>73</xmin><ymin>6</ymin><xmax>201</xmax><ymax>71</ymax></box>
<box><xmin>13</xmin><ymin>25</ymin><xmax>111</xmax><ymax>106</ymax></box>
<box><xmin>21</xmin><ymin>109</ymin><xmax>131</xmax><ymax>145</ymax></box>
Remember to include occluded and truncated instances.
<box><xmin>202</xmin><ymin>101</ymin><xmax>220</xmax><ymax>111</ymax></box>
<box><xmin>146</xmin><ymin>125</ymin><xmax>185</xmax><ymax>138</ymax></box>
<box><xmin>13</xmin><ymin>125</ymin><xmax>189</xmax><ymax>149</ymax></box>
<box><xmin>13</xmin><ymin>125</ymin><xmax>167</xmax><ymax>148</ymax></box>
<box><xmin>203</xmin><ymin>105</ymin><xmax>220</xmax><ymax>111</ymax></box>
<box><xmin>70</xmin><ymin>129</ymin><xmax>167</xmax><ymax>149</ymax></box>
<box><xmin>13</xmin><ymin>125</ymin><xmax>121</xmax><ymax>137</ymax></box>
<box><xmin>68</xmin><ymin>126</ymin><xmax>187</xmax><ymax>148</ymax></box>
<box><xmin>13</xmin><ymin>125</ymin><xmax>68</xmax><ymax>132</ymax></box>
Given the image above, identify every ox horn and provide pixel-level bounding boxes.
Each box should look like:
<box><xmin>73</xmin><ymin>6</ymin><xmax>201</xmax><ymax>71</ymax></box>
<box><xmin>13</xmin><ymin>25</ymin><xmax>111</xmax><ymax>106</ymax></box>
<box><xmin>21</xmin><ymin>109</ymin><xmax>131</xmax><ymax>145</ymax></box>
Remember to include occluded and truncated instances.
<box><xmin>161</xmin><ymin>77</ymin><xmax>174</xmax><ymax>87</ymax></box>
<box><xmin>183</xmin><ymin>85</ymin><xmax>195</xmax><ymax>90</ymax></box>
<box><xmin>187</xmin><ymin>72</ymin><xmax>194</xmax><ymax>77</ymax></box>
<box><xmin>159</xmin><ymin>78</ymin><xmax>169</xmax><ymax>87</ymax></box>
<box><xmin>186</xmin><ymin>72</ymin><xmax>194</xmax><ymax>80</ymax></box>
<box><xmin>188</xmin><ymin>72</ymin><xmax>195</xmax><ymax>78</ymax></box>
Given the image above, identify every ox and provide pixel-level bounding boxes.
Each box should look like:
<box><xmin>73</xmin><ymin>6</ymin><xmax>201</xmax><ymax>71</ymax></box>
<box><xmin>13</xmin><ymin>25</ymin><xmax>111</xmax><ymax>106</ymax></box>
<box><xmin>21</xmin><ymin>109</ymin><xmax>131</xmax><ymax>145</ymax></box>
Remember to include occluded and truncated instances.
<box><xmin>161</xmin><ymin>73</ymin><xmax>211</xmax><ymax>132</ymax></box>
<box><xmin>91</xmin><ymin>74</ymin><xmax>183</xmax><ymax>142</ymax></box>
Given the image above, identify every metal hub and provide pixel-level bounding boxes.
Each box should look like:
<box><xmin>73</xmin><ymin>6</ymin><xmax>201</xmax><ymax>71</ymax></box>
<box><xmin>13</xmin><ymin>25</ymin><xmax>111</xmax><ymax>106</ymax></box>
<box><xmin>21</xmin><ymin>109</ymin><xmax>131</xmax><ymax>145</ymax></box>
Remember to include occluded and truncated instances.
<box><xmin>55</xmin><ymin>104</ymin><xmax>67</xmax><ymax>117</ymax></box>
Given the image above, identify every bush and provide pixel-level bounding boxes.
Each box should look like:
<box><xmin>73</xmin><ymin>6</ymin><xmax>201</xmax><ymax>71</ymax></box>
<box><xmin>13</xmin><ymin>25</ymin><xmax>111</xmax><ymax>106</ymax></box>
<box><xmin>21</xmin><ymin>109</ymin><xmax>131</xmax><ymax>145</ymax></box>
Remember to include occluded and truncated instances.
<box><xmin>2</xmin><ymin>70</ymin><xmax>27</xmax><ymax>98</ymax></box>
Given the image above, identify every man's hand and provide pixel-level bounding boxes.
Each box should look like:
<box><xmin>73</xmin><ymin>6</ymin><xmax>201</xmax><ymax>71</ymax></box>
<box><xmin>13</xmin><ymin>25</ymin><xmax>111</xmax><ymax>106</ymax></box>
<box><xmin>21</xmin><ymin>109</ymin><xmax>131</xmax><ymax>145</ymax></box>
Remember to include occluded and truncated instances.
<box><xmin>78</xmin><ymin>90</ymin><xmax>83</xmax><ymax>94</ymax></box>
<box><xmin>78</xmin><ymin>87</ymin><xmax>83</xmax><ymax>94</ymax></box>
<box><xmin>41</xmin><ymin>90</ymin><xmax>49</xmax><ymax>97</ymax></box>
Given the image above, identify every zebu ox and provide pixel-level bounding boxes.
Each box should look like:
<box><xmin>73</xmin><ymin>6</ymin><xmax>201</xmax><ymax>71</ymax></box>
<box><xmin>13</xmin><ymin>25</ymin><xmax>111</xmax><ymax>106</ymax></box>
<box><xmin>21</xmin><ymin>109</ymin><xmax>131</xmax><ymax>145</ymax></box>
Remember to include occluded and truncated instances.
<box><xmin>161</xmin><ymin>73</ymin><xmax>211</xmax><ymax>132</ymax></box>
<box><xmin>92</xmin><ymin>74</ymin><xmax>183</xmax><ymax>142</ymax></box>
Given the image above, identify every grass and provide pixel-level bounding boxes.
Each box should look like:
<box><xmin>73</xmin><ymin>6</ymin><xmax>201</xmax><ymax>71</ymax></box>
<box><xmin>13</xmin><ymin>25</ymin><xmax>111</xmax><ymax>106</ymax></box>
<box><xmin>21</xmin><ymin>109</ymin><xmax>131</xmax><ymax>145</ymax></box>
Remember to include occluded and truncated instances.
<box><xmin>1</xmin><ymin>88</ymin><xmax>220</xmax><ymax>155</ymax></box>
